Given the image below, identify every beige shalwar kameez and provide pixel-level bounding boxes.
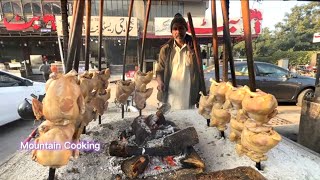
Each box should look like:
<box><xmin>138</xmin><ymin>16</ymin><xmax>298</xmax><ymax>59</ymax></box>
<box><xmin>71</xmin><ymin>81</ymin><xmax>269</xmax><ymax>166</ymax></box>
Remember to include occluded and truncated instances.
<box><xmin>167</xmin><ymin>42</ymin><xmax>192</xmax><ymax>110</ymax></box>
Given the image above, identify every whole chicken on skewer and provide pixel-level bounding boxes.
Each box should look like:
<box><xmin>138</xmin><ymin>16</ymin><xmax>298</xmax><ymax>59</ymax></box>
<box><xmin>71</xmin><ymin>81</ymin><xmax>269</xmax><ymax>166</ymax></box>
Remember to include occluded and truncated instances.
<box><xmin>210</xmin><ymin>81</ymin><xmax>233</xmax><ymax>130</ymax></box>
<box><xmin>198</xmin><ymin>91</ymin><xmax>214</xmax><ymax>119</ymax></box>
<box><xmin>242</xmin><ymin>89</ymin><xmax>278</xmax><ymax>125</ymax></box>
<box><xmin>134</xmin><ymin>88</ymin><xmax>153</xmax><ymax>110</ymax></box>
<box><xmin>115</xmin><ymin>80</ymin><xmax>135</xmax><ymax>105</ymax></box>
<box><xmin>134</xmin><ymin>71</ymin><xmax>153</xmax><ymax>92</ymax></box>
<box><xmin>236</xmin><ymin>120</ymin><xmax>282</xmax><ymax>162</ymax></box>
<box><xmin>42</xmin><ymin>70</ymin><xmax>85</xmax><ymax>125</ymax></box>
<box><xmin>236</xmin><ymin>89</ymin><xmax>281</xmax><ymax>163</ymax></box>
<box><xmin>32</xmin><ymin>120</ymin><xmax>75</xmax><ymax>168</ymax></box>
<box><xmin>228</xmin><ymin>86</ymin><xmax>250</xmax><ymax>142</ymax></box>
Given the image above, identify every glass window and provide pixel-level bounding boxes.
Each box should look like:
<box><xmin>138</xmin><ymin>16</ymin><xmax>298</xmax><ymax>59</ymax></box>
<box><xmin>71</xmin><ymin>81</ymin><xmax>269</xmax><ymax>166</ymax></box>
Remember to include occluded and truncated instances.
<box><xmin>161</xmin><ymin>1</ymin><xmax>167</xmax><ymax>17</ymax></box>
<box><xmin>172</xmin><ymin>1</ymin><xmax>178</xmax><ymax>15</ymax></box>
<box><xmin>43</xmin><ymin>3</ymin><xmax>52</xmax><ymax>14</ymax></box>
<box><xmin>234</xmin><ymin>64</ymin><xmax>249</xmax><ymax>76</ymax></box>
<box><xmin>178</xmin><ymin>2</ymin><xmax>184</xmax><ymax>15</ymax></box>
<box><xmin>24</xmin><ymin>3</ymin><xmax>32</xmax><ymax>14</ymax></box>
<box><xmin>3</xmin><ymin>2</ymin><xmax>21</xmax><ymax>14</ymax></box>
<box><xmin>0</xmin><ymin>73</ymin><xmax>21</xmax><ymax>87</ymax></box>
<box><xmin>106</xmin><ymin>0</ymin><xmax>112</xmax><ymax>16</ymax></box>
<box><xmin>123</xmin><ymin>0</ymin><xmax>128</xmax><ymax>16</ymax></box>
<box><xmin>257</xmin><ymin>63</ymin><xmax>288</xmax><ymax>78</ymax></box>
<box><xmin>43</xmin><ymin>3</ymin><xmax>61</xmax><ymax>15</ymax></box>
<box><xmin>24</xmin><ymin>3</ymin><xmax>41</xmax><ymax>15</ymax></box>
<box><xmin>52</xmin><ymin>3</ymin><xmax>61</xmax><ymax>14</ymax></box>
<box><xmin>33</xmin><ymin>3</ymin><xmax>41</xmax><ymax>14</ymax></box>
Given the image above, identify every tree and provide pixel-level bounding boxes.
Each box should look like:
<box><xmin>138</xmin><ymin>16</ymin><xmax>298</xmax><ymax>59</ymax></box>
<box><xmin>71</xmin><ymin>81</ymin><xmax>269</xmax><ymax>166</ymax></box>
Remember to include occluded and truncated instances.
<box><xmin>235</xmin><ymin>2</ymin><xmax>320</xmax><ymax>64</ymax></box>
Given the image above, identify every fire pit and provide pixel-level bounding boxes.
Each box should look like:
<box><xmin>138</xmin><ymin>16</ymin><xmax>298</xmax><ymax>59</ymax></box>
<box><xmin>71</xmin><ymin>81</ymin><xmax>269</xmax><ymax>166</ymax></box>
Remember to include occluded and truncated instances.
<box><xmin>108</xmin><ymin>110</ymin><xmax>205</xmax><ymax>179</ymax></box>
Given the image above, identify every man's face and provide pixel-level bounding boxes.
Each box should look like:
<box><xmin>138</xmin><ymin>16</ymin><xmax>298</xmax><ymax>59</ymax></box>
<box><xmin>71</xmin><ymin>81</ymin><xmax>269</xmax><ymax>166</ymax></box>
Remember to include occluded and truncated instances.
<box><xmin>172</xmin><ymin>23</ymin><xmax>186</xmax><ymax>41</ymax></box>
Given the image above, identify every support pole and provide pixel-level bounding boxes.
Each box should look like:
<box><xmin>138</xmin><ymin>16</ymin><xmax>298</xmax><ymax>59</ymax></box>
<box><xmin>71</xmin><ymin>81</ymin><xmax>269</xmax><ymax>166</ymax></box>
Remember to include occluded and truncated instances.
<box><xmin>98</xmin><ymin>0</ymin><xmax>104</xmax><ymax>124</ymax></box>
<box><xmin>241</xmin><ymin>0</ymin><xmax>256</xmax><ymax>92</ymax></box>
<box><xmin>84</xmin><ymin>0</ymin><xmax>92</xmax><ymax>71</ymax></box>
<box><xmin>221</xmin><ymin>0</ymin><xmax>236</xmax><ymax>86</ymax></box>
<box><xmin>138</xmin><ymin>0</ymin><xmax>151</xmax><ymax>116</ymax></box>
<box><xmin>121</xmin><ymin>0</ymin><xmax>134</xmax><ymax>119</ymax></box>
<box><xmin>60</xmin><ymin>0</ymin><xmax>69</xmax><ymax>69</ymax></box>
<box><xmin>83</xmin><ymin>0</ymin><xmax>91</xmax><ymax>131</ymax></box>
<box><xmin>48</xmin><ymin>168</ymin><xmax>56</xmax><ymax>180</ymax></box>
<box><xmin>187</xmin><ymin>12</ymin><xmax>207</xmax><ymax>96</ymax></box>
<box><xmin>211</xmin><ymin>0</ymin><xmax>220</xmax><ymax>83</ymax></box>
<box><xmin>256</xmin><ymin>162</ymin><xmax>262</xmax><ymax>170</ymax></box>
<box><xmin>139</xmin><ymin>0</ymin><xmax>151</xmax><ymax>72</ymax></box>
<box><xmin>66</xmin><ymin>0</ymin><xmax>85</xmax><ymax>73</ymax></box>
<box><xmin>57</xmin><ymin>36</ymin><xmax>66</xmax><ymax>73</ymax></box>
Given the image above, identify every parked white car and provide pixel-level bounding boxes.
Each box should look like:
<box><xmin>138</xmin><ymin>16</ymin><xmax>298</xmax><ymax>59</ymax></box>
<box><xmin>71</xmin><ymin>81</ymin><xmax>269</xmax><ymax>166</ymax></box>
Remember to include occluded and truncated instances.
<box><xmin>0</xmin><ymin>70</ymin><xmax>45</xmax><ymax>126</ymax></box>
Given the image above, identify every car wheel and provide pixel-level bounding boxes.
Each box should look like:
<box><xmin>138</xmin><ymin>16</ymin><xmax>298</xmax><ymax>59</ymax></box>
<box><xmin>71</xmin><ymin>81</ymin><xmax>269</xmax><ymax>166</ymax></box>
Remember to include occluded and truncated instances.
<box><xmin>296</xmin><ymin>89</ymin><xmax>314</xmax><ymax>107</ymax></box>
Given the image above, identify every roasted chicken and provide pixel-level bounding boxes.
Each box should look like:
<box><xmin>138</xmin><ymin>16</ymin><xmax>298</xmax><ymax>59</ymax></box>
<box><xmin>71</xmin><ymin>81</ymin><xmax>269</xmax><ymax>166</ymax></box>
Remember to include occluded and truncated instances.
<box><xmin>134</xmin><ymin>88</ymin><xmax>153</xmax><ymax>110</ymax></box>
<box><xmin>134</xmin><ymin>71</ymin><xmax>153</xmax><ymax>92</ymax></box>
<box><xmin>242</xmin><ymin>89</ymin><xmax>278</xmax><ymax>125</ymax></box>
<box><xmin>42</xmin><ymin>70</ymin><xmax>85</xmax><ymax>125</ymax></box>
<box><xmin>115</xmin><ymin>80</ymin><xmax>135</xmax><ymax>105</ymax></box>
<box><xmin>198</xmin><ymin>92</ymin><xmax>214</xmax><ymax>119</ymax></box>
<box><xmin>236</xmin><ymin>120</ymin><xmax>282</xmax><ymax>162</ymax></box>
<box><xmin>32</xmin><ymin>120</ymin><xmax>75</xmax><ymax>168</ymax></box>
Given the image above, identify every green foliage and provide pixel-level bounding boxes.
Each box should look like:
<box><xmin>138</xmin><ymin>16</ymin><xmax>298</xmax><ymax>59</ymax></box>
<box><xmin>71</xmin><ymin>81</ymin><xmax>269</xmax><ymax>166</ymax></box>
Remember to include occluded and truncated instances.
<box><xmin>234</xmin><ymin>2</ymin><xmax>320</xmax><ymax>62</ymax></box>
<box><xmin>254</xmin><ymin>51</ymin><xmax>314</xmax><ymax>65</ymax></box>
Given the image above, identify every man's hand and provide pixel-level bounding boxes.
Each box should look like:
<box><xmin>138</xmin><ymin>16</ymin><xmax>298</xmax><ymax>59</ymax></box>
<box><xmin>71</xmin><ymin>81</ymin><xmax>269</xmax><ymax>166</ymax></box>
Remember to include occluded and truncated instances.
<box><xmin>157</xmin><ymin>81</ymin><xmax>165</xmax><ymax>92</ymax></box>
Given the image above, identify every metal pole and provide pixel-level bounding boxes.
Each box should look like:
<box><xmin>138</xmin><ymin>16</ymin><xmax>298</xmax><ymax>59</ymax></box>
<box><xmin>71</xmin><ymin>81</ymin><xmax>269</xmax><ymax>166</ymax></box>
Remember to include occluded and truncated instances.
<box><xmin>122</xmin><ymin>0</ymin><xmax>134</xmax><ymax>119</ymax></box>
<box><xmin>57</xmin><ymin>36</ymin><xmax>66</xmax><ymax>73</ymax></box>
<box><xmin>241</xmin><ymin>0</ymin><xmax>256</xmax><ymax>92</ymax></box>
<box><xmin>187</xmin><ymin>12</ymin><xmax>206</xmax><ymax>96</ymax></box>
<box><xmin>221</xmin><ymin>0</ymin><xmax>236</xmax><ymax>86</ymax></box>
<box><xmin>60</xmin><ymin>0</ymin><xmax>69</xmax><ymax>69</ymax></box>
<box><xmin>139</xmin><ymin>0</ymin><xmax>151</xmax><ymax>72</ymax></box>
<box><xmin>48</xmin><ymin>168</ymin><xmax>56</xmax><ymax>180</ymax></box>
<box><xmin>73</xmin><ymin>43</ymin><xmax>81</xmax><ymax>72</ymax></box>
<box><xmin>66</xmin><ymin>0</ymin><xmax>85</xmax><ymax>73</ymax></box>
<box><xmin>85</xmin><ymin>0</ymin><xmax>92</xmax><ymax>71</ymax></box>
<box><xmin>98</xmin><ymin>0</ymin><xmax>104</xmax><ymax>124</ymax></box>
<box><xmin>222</xmin><ymin>44</ymin><xmax>228</xmax><ymax>82</ymax></box>
<box><xmin>68</xmin><ymin>0</ymin><xmax>79</xmax><ymax>48</ymax></box>
<box><xmin>98</xmin><ymin>0</ymin><xmax>104</xmax><ymax>71</ymax></box>
<box><xmin>211</xmin><ymin>0</ymin><xmax>219</xmax><ymax>82</ymax></box>
<box><xmin>122</xmin><ymin>0</ymin><xmax>134</xmax><ymax>80</ymax></box>
<box><xmin>138</xmin><ymin>0</ymin><xmax>151</xmax><ymax>116</ymax></box>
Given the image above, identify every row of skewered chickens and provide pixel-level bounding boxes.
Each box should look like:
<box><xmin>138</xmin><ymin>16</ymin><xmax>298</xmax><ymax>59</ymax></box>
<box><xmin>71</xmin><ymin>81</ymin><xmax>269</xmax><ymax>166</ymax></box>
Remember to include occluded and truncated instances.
<box><xmin>115</xmin><ymin>71</ymin><xmax>153</xmax><ymax>110</ymax></box>
<box><xmin>198</xmin><ymin>79</ymin><xmax>282</xmax><ymax>163</ymax></box>
<box><xmin>31</xmin><ymin>69</ymin><xmax>111</xmax><ymax>168</ymax></box>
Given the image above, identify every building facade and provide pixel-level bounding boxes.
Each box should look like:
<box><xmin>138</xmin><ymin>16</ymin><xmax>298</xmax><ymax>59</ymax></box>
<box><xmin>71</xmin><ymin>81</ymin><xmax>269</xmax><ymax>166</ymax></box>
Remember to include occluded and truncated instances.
<box><xmin>0</xmin><ymin>0</ymin><xmax>209</xmax><ymax>75</ymax></box>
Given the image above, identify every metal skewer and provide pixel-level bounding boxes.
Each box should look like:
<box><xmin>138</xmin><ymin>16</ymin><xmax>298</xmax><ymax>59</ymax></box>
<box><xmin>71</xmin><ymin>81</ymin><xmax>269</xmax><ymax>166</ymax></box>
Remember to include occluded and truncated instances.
<box><xmin>122</xmin><ymin>0</ymin><xmax>135</xmax><ymax>119</ymax></box>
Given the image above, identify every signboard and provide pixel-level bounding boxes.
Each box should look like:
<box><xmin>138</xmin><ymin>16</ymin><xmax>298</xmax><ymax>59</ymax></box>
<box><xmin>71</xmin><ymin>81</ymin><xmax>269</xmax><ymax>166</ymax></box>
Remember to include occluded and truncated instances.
<box><xmin>313</xmin><ymin>33</ymin><xmax>320</xmax><ymax>43</ymax></box>
<box><xmin>56</xmin><ymin>16</ymin><xmax>138</xmax><ymax>37</ymax></box>
<box><xmin>155</xmin><ymin>9</ymin><xmax>262</xmax><ymax>36</ymax></box>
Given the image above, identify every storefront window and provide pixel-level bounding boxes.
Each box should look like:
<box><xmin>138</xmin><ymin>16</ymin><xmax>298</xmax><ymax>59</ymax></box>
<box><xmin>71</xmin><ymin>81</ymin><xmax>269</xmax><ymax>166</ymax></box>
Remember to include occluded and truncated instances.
<box><xmin>149</xmin><ymin>0</ymin><xmax>184</xmax><ymax>19</ymax></box>
<box><xmin>43</xmin><ymin>3</ymin><xmax>61</xmax><ymax>15</ymax></box>
<box><xmin>24</xmin><ymin>3</ymin><xmax>41</xmax><ymax>15</ymax></box>
<box><xmin>3</xmin><ymin>2</ymin><xmax>22</xmax><ymax>15</ymax></box>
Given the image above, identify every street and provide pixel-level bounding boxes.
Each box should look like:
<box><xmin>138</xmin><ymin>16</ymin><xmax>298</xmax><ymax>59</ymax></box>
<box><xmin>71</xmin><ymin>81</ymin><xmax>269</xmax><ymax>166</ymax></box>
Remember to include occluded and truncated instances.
<box><xmin>0</xmin><ymin>119</ymin><xmax>40</xmax><ymax>164</ymax></box>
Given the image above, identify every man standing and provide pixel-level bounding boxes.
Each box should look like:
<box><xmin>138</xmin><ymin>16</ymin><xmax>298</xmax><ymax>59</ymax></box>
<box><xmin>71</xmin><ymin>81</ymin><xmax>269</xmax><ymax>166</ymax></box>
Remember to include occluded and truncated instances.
<box><xmin>39</xmin><ymin>61</ymin><xmax>51</xmax><ymax>81</ymax></box>
<box><xmin>156</xmin><ymin>13</ymin><xmax>205</xmax><ymax>110</ymax></box>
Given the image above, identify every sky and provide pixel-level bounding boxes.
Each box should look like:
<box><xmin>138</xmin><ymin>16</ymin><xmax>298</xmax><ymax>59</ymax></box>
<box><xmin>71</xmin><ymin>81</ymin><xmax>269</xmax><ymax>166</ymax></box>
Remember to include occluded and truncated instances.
<box><xmin>205</xmin><ymin>1</ymin><xmax>311</xmax><ymax>31</ymax></box>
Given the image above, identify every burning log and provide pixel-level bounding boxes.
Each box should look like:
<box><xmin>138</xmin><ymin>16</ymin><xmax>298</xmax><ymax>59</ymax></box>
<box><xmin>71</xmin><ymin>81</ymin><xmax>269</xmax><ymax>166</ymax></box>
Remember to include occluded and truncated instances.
<box><xmin>121</xmin><ymin>155</ymin><xmax>150</xmax><ymax>179</ymax></box>
<box><xmin>163</xmin><ymin>127</ymin><xmax>199</xmax><ymax>154</ymax></box>
<box><xmin>109</xmin><ymin>127</ymin><xmax>199</xmax><ymax>157</ymax></box>
<box><xmin>180</xmin><ymin>146</ymin><xmax>205</xmax><ymax>171</ymax></box>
